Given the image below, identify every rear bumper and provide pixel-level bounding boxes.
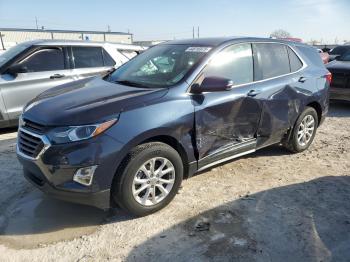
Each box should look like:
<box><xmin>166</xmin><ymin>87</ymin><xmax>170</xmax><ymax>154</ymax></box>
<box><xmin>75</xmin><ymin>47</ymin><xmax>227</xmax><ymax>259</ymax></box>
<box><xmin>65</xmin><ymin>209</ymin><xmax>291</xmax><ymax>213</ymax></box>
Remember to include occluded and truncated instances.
<box><xmin>330</xmin><ymin>87</ymin><xmax>350</xmax><ymax>102</ymax></box>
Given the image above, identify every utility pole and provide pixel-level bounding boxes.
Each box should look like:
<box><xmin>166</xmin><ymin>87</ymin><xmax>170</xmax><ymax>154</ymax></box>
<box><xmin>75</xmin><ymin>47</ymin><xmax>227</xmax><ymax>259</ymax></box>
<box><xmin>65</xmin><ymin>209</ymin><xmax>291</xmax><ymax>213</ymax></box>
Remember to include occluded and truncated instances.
<box><xmin>193</xmin><ymin>26</ymin><xmax>195</xmax><ymax>39</ymax></box>
<box><xmin>197</xmin><ymin>26</ymin><xmax>199</xmax><ymax>38</ymax></box>
<box><xmin>0</xmin><ymin>32</ymin><xmax>5</xmax><ymax>50</ymax></box>
<box><xmin>107</xmin><ymin>25</ymin><xmax>111</xmax><ymax>32</ymax></box>
<box><xmin>35</xmin><ymin>17</ymin><xmax>38</xmax><ymax>30</ymax></box>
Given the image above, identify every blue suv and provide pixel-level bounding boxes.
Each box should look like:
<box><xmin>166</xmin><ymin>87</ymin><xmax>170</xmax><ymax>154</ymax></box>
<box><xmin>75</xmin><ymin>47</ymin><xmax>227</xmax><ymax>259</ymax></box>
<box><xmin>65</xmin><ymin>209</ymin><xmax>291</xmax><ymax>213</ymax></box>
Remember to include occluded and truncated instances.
<box><xmin>17</xmin><ymin>37</ymin><xmax>330</xmax><ymax>216</ymax></box>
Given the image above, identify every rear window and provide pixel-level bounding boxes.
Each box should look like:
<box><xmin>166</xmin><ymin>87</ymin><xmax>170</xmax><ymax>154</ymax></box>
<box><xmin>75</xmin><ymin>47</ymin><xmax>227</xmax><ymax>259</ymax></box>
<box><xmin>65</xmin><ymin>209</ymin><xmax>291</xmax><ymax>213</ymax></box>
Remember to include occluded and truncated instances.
<box><xmin>19</xmin><ymin>48</ymin><xmax>65</xmax><ymax>72</ymax></box>
<box><xmin>287</xmin><ymin>47</ymin><xmax>303</xmax><ymax>72</ymax></box>
<box><xmin>297</xmin><ymin>46</ymin><xmax>324</xmax><ymax>67</ymax></box>
<box><xmin>102</xmin><ymin>49</ymin><xmax>116</xmax><ymax>66</ymax></box>
<box><xmin>72</xmin><ymin>46</ymin><xmax>104</xmax><ymax>68</ymax></box>
<box><xmin>253</xmin><ymin>43</ymin><xmax>290</xmax><ymax>80</ymax></box>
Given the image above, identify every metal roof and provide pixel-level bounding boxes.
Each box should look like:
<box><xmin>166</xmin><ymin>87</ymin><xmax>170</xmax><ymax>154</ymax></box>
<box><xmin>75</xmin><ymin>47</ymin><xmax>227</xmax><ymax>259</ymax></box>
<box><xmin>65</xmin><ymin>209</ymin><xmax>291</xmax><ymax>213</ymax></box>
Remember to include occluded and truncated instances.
<box><xmin>160</xmin><ymin>37</ymin><xmax>309</xmax><ymax>47</ymax></box>
<box><xmin>12</xmin><ymin>39</ymin><xmax>144</xmax><ymax>49</ymax></box>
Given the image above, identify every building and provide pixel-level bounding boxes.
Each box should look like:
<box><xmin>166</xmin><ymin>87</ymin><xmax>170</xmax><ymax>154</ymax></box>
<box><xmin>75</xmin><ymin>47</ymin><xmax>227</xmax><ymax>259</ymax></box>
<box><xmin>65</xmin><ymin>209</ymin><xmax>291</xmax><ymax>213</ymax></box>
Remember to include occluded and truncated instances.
<box><xmin>0</xmin><ymin>28</ymin><xmax>133</xmax><ymax>50</ymax></box>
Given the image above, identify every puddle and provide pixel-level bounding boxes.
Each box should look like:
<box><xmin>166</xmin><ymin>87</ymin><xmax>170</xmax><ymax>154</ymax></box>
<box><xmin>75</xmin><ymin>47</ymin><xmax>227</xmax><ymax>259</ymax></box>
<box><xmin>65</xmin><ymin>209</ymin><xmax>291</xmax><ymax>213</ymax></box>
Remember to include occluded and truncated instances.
<box><xmin>0</xmin><ymin>190</ymin><xmax>108</xmax><ymax>249</ymax></box>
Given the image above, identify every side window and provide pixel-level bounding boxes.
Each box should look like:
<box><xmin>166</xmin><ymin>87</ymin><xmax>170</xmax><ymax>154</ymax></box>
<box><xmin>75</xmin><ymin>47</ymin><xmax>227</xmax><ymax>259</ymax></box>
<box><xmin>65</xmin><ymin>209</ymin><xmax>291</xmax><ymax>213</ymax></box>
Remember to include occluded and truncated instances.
<box><xmin>201</xmin><ymin>43</ymin><xmax>253</xmax><ymax>86</ymax></box>
<box><xmin>19</xmin><ymin>48</ymin><xmax>64</xmax><ymax>72</ymax></box>
<box><xmin>298</xmin><ymin>46</ymin><xmax>324</xmax><ymax>68</ymax></box>
<box><xmin>102</xmin><ymin>49</ymin><xmax>116</xmax><ymax>66</ymax></box>
<box><xmin>287</xmin><ymin>47</ymin><xmax>303</xmax><ymax>72</ymax></box>
<box><xmin>72</xmin><ymin>46</ymin><xmax>104</xmax><ymax>68</ymax></box>
<box><xmin>253</xmin><ymin>43</ymin><xmax>290</xmax><ymax>80</ymax></box>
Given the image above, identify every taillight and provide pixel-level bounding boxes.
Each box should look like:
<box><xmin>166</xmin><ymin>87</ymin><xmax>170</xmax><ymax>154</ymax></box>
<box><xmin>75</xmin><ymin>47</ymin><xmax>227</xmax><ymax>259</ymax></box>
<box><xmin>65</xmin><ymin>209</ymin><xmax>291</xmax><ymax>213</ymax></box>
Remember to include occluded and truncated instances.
<box><xmin>325</xmin><ymin>72</ymin><xmax>332</xmax><ymax>84</ymax></box>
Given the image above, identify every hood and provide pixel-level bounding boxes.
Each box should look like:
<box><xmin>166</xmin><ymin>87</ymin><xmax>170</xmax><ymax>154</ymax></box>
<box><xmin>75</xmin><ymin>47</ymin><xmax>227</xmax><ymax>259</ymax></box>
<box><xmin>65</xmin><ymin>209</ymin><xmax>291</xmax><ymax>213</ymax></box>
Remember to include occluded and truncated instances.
<box><xmin>326</xmin><ymin>60</ymin><xmax>350</xmax><ymax>72</ymax></box>
<box><xmin>23</xmin><ymin>77</ymin><xmax>168</xmax><ymax>126</ymax></box>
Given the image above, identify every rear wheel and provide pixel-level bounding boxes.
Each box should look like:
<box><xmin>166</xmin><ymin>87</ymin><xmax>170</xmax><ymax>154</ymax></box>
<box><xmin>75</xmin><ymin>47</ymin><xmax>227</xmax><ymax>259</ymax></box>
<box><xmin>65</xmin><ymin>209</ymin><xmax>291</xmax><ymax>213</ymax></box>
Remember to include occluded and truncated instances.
<box><xmin>112</xmin><ymin>142</ymin><xmax>183</xmax><ymax>216</ymax></box>
<box><xmin>284</xmin><ymin>107</ymin><xmax>318</xmax><ymax>153</ymax></box>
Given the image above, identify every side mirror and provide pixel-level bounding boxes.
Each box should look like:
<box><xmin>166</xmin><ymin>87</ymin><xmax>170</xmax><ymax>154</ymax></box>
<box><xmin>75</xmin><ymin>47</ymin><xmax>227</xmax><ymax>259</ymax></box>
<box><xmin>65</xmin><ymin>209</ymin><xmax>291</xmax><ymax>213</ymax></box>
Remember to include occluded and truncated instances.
<box><xmin>190</xmin><ymin>76</ymin><xmax>234</xmax><ymax>94</ymax></box>
<box><xmin>6</xmin><ymin>64</ymin><xmax>28</xmax><ymax>76</ymax></box>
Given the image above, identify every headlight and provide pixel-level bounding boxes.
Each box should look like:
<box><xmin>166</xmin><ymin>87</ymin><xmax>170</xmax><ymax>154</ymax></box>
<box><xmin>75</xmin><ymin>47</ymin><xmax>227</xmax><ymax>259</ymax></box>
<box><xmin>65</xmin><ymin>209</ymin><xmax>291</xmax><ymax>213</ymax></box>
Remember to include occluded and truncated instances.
<box><xmin>48</xmin><ymin>119</ymin><xmax>117</xmax><ymax>144</ymax></box>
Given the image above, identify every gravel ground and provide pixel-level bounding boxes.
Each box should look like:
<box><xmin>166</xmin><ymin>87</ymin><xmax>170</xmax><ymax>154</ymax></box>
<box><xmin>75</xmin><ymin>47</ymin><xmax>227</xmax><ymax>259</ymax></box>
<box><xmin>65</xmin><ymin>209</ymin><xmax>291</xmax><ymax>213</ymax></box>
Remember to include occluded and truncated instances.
<box><xmin>0</xmin><ymin>102</ymin><xmax>349</xmax><ymax>262</ymax></box>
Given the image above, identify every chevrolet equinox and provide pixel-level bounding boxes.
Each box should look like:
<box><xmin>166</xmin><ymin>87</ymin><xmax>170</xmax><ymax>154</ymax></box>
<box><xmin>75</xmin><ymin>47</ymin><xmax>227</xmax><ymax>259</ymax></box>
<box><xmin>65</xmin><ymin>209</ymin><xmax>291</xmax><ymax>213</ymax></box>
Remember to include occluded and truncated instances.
<box><xmin>17</xmin><ymin>37</ymin><xmax>330</xmax><ymax>216</ymax></box>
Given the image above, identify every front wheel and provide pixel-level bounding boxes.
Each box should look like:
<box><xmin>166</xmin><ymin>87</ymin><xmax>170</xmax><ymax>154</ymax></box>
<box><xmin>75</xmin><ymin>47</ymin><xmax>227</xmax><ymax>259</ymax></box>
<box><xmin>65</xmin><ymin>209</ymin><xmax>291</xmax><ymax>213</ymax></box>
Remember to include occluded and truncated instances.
<box><xmin>112</xmin><ymin>142</ymin><xmax>183</xmax><ymax>216</ymax></box>
<box><xmin>284</xmin><ymin>107</ymin><xmax>318</xmax><ymax>153</ymax></box>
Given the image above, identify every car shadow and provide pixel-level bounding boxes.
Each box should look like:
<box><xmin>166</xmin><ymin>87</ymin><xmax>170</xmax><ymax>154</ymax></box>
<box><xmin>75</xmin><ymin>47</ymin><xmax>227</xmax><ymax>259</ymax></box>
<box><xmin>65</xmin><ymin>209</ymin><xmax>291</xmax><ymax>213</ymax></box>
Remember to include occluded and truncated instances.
<box><xmin>125</xmin><ymin>176</ymin><xmax>350</xmax><ymax>262</ymax></box>
<box><xmin>0</xmin><ymin>127</ymin><xmax>17</xmax><ymax>135</ymax></box>
<box><xmin>0</xmin><ymin>127</ymin><xmax>17</xmax><ymax>148</ymax></box>
<box><xmin>0</xmin><ymin>189</ymin><xmax>133</xmax><ymax>249</ymax></box>
<box><xmin>328</xmin><ymin>101</ymin><xmax>350</xmax><ymax>118</ymax></box>
<box><xmin>1</xmin><ymin>175</ymin><xmax>349</xmax><ymax>261</ymax></box>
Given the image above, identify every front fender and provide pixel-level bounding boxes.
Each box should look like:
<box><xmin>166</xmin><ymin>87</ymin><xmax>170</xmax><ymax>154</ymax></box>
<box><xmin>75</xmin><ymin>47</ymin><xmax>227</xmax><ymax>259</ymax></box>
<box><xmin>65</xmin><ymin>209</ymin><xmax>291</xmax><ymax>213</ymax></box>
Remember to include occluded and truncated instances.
<box><xmin>105</xmin><ymin>95</ymin><xmax>196</xmax><ymax>173</ymax></box>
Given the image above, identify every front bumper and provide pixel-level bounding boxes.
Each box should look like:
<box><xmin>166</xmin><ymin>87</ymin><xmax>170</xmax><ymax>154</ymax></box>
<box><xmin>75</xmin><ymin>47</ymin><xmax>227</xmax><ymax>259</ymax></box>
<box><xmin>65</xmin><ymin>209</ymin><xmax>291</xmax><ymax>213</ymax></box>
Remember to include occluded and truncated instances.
<box><xmin>23</xmin><ymin>168</ymin><xmax>111</xmax><ymax>209</ymax></box>
<box><xmin>17</xmin><ymin>128</ymin><xmax>125</xmax><ymax>209</ymax></box>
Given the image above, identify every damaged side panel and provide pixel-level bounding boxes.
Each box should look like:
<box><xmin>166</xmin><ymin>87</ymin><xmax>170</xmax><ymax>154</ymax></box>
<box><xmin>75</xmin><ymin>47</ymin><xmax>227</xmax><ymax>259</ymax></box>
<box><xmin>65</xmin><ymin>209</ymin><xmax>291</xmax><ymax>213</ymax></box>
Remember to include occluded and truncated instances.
<box><xmin>192</xmin><ymin>85</ymin><xmax>262</xmax><ymax>165</ymax></box>
<box><xmin>256</xmin><ymin>69</ymin><xmax>321</xmax><ymax>149</ymax></box>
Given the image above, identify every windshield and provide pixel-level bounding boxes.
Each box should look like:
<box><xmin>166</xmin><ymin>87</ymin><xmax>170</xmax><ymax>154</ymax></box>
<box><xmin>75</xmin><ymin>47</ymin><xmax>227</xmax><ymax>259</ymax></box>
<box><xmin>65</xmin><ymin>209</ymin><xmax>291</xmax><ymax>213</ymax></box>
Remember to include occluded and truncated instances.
<box><xmin>329</xmin><ymin>46</ymin><xmax>350</xmax><ymax>56</ymax></box>
<box><xmin>0</xmin><ymin>43</ymin><xmax>30</xmax><ymax>68</ymax></box>
<box><xmin>107</xmin><ymin>44</ymin><xmax>212</xmax><ymax>88</ymax></box>
<box><xmin>339</xmin><ymin>51</ymin><xmax>350</xmax><ymax>61</ymax></box>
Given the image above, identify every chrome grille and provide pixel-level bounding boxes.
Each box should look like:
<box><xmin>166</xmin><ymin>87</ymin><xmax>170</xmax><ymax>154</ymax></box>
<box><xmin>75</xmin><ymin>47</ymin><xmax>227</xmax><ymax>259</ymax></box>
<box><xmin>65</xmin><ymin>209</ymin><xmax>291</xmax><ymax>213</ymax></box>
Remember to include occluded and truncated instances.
<box><xmin>23</xmin><ymin>118</ymin><xmax>46</xmax><ymax>134</ymax></box>
<box><xmin>18</xmin><ymin>129</ymin><xmax>45</xmax><ymax>159</ymax></box>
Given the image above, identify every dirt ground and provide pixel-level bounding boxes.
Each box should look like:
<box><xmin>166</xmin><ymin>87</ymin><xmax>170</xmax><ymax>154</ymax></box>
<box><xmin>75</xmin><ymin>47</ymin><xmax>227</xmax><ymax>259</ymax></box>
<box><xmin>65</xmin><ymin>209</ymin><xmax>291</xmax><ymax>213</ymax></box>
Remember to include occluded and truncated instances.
<box><xmin>0</xmin><ymin>102</ymin><xmax>349</xmax><ymax>262</ymax></box>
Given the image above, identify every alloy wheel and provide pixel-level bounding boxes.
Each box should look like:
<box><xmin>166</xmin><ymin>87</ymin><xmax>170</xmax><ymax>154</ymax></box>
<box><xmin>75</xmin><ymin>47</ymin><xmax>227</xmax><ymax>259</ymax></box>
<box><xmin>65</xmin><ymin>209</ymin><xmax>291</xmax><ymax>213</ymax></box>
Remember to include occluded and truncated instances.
<box><xmin>297</xmin><ymin>114</ymin><xmax>315</xmax><ymax>147</ymax></box>
<box><xmin>132</xmin><ymin>157</ymin><xmax>176</xmax><ymax>206</ymax></box>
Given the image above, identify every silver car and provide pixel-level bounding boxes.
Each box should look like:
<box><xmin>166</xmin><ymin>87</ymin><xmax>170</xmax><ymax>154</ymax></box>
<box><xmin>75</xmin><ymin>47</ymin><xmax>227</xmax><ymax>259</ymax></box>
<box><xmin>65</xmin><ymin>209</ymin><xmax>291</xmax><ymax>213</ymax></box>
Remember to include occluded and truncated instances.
<box><xmin>0</xmin><ymin>40</ymin><xmax>145</xmax><ymax>128</ymax></box>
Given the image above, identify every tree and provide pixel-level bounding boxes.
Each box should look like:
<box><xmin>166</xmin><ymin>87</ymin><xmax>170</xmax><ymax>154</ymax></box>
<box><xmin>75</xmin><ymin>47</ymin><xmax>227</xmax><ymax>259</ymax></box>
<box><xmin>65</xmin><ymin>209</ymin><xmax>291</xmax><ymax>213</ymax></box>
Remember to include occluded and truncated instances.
<box><xmin>270</xmin><ymin>29</ymin><xmax>292</xmax><ymax>39</ymax></box>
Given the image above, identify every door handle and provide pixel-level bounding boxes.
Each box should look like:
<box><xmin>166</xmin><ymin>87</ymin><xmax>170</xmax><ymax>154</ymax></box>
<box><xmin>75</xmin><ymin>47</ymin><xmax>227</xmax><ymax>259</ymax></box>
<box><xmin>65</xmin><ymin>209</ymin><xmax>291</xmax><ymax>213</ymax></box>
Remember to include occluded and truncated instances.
<box><xmin>298</xmin><ymin>76</ymin><xmax>307</xmax><ymax>83</ymax></box>
<box><xmin>50</xmin><ymin>74</ymin><xmax>65</xmax><ymax>79</ymax></box>
<box><xmin>247</xmin><ymin>89</ymin><xmax>261</xmax><ymax>97</ymax></box>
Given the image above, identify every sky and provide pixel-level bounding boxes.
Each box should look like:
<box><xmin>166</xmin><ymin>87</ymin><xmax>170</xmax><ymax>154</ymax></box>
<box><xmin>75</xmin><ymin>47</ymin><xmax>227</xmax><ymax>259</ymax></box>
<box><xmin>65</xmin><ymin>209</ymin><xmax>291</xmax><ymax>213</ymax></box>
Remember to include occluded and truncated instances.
<box><xmin>0</xmin><ymin>0</ymin><xmax>349</xmax><ymax>43</ymax></box>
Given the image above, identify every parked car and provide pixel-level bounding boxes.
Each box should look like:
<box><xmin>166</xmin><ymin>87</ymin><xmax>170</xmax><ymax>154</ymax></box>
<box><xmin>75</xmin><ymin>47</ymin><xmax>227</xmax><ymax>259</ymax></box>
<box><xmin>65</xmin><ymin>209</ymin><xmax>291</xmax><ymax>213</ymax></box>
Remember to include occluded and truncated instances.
<box><xmin>317</xmin><ymin>48</ymin><xmax>330</xmax><ymax>64</ymax></box>
<box><xmin>17</xmin><ymin>37</ymin><xmax>330</xmax><ymax>216</ymax></box>
<box><xmin>326</xmin><ymin>51</ymin><xmax>350</xmax><ymax>101</ymax></box>
<box><xmin>328</xmin><ymin>45</ymin><xmax>350</xmax><ymax>62</ymax></box>
<box><xmin>0</xmin><ymin>40</ymin><xmax>145</xmax><ymax>128</ymax></box>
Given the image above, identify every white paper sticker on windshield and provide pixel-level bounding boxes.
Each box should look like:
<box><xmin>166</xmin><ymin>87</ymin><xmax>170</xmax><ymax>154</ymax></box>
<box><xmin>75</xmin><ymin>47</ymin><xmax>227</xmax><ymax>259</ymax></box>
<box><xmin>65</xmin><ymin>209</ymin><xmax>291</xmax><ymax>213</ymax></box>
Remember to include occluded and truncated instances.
<box><xmin>185</xmin><ymin>47</ymin><xmax>212</xmax><ymax>53</ymax></box>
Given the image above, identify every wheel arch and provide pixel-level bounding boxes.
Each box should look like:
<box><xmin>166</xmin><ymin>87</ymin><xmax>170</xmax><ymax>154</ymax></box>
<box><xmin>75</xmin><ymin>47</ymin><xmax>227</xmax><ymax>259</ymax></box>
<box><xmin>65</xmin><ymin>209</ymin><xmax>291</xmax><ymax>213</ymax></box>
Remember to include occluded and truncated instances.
<box><xmin>141</xmin><ymin>135</ymin><xmax>190</xmax><ymax>178</ymax></box>
<box><xmin>112</xmin><ymin>128</ymin><xmax>193</xmax><ymax>186</ymax></box>
<box><xmin>306</xmin><ymin>101</ymin><xmax>322</xmax><ymax>126</ymax></box>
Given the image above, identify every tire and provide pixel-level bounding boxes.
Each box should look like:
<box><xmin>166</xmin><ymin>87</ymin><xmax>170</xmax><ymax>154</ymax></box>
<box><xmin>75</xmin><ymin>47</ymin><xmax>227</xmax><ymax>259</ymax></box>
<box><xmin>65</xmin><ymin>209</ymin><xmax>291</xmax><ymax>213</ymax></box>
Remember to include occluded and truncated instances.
<box><xmin>284</xmin><ymin>107</ymin><xmax>318</xmax><ymax>153</ymax></box>
<box><xmin>112</xmin><ymin>142</ymin><xmax>183</xmax><ymax>216</ymax></box>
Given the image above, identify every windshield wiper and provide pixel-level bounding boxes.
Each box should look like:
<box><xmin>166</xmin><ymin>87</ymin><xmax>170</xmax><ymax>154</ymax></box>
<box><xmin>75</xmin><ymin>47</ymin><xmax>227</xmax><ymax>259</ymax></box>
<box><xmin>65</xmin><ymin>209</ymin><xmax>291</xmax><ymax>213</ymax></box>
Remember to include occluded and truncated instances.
<box><xmin>114</xmin><ymin>80</ymin><xmax>148</xmax><ymax>88</ymax></box>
